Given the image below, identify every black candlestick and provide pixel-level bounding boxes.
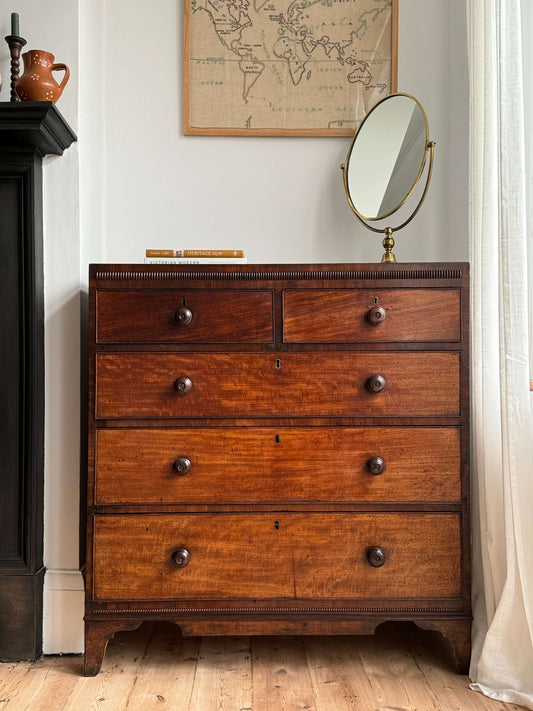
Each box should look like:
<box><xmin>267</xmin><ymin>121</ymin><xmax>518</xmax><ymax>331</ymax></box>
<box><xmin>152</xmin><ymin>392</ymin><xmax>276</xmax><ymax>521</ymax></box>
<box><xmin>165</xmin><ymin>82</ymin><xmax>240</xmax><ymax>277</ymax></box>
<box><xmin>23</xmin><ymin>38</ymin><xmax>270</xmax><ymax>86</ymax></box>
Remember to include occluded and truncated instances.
<box><xmin>4</xmin><ymin>34</ymin><xmax>27</xmax><ymax>101</ymax></box>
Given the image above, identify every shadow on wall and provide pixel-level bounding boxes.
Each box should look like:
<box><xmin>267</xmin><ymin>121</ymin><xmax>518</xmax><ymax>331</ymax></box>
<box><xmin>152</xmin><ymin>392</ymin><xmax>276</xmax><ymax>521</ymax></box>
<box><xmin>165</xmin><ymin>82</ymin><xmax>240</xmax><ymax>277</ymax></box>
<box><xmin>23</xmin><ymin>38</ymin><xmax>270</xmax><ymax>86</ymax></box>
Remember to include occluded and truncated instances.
<box><xmin>44</xmin><ymin>289</ymin><xmax>82</xmax><ymax>568</ymax></box>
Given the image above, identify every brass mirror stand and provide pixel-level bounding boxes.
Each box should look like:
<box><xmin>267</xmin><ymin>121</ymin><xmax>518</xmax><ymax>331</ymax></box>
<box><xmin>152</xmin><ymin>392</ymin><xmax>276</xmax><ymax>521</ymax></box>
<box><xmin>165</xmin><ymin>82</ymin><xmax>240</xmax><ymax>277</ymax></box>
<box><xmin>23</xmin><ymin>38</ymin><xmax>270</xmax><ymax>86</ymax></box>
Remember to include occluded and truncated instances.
<box><xmin>341</xmin><ymin>140</ymin><xmax>435</xmax><ymax>263</ymax></box>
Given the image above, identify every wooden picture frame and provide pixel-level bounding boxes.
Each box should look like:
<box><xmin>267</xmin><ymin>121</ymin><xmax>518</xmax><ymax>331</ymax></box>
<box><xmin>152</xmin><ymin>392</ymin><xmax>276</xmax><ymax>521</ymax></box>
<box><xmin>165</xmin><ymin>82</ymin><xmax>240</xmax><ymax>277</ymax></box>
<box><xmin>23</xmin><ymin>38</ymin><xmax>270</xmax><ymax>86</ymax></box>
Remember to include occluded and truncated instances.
<box><xmin>184</xmin><ymin>0</ymin><xmax>398</xmax><ymax>137</ymax></box>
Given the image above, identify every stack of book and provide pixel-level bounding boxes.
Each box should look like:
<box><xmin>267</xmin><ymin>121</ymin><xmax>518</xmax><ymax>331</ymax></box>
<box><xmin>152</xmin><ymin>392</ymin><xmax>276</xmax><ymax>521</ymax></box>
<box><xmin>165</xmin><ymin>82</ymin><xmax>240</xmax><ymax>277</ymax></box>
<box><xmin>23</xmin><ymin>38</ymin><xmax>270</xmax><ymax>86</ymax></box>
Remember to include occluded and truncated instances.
<box><xmin>144</xmin><ymin>249</ymin><xmax>247</xmax><ymax>265</ymax></box>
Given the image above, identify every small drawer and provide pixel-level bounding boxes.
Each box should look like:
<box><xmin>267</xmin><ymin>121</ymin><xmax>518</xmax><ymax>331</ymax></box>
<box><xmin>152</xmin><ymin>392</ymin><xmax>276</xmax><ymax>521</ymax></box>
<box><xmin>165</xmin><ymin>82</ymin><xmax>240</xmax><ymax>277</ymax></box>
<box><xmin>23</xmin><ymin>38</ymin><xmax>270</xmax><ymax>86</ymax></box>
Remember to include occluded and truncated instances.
<box><xmin>95</xmin><ymin>352</ymin><xmax>461</xmax><ymax>419</ymax></box>
<box><xmin>92</xmin><ymin>512</ymin><xmax>462</xmax><ymax>601</ymax></box>
<box><xmin>96</xmin><ymin>289</ymin><xmax>274</xmax><ymax>343</ymax></box>
<box><xmin>95</xmin><ymin>427</ymin><xmax>461</xmax><ymax>504</ymax></box>
<box><xmin>283</xmin><ymin>289</ymin><xmax>461</xmax><ymax>342</ymax></box>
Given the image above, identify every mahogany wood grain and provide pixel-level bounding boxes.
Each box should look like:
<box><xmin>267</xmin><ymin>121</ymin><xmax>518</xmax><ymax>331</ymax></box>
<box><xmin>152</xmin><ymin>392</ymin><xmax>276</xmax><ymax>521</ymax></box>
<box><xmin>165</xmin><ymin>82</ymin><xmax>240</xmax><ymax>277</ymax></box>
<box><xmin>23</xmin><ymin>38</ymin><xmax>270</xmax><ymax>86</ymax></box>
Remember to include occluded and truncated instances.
<box><xmin>96</xmin><ymin>289</ymin><xmax>274</xmax><ymax>343</ymax></box>
<box><xmin>94</xmin><ymin>426</ymin><xmax>461</xmax><ymax>504</ymax></box>
<box><xmin>92</xmin><ymin>512</ymin><xmax>461</xmax><ymax>601</ymax></box>
<box><xmin>283</xmin><ymin>288</ymin><xmax>461</xmax><ymax>342</ymax></box>
<box><xmin>84</xmin><ymin>619</ymin><xmax>144</xmax><ymax>676</ymax></box>
<box><xmin>95</xmin><ymin>351</ymin><xmax>460</xmax><ymax>419</ymax></box>
<box><xmin>415</xmin><ymin>618</ymin><xmax>472</xmax><ymax>674</ymax></box>
<box><xmin>173</xmin><ymin>619</ymin><xmax>388</xmax><ymax>637</ymax></box>
<box><xmin>85</xmin><ymin>263</ymin><xmax>470</xmax><ymax>676</ymax></box>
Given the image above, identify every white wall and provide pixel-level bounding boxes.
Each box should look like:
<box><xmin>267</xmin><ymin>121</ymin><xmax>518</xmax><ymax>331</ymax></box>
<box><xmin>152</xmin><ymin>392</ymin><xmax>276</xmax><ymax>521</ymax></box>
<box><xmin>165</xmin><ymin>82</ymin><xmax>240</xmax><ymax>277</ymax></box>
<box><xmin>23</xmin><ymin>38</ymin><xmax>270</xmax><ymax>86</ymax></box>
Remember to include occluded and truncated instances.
<box><xmin>82</xmin><ymin>0</ymin><xmax>468</xmax><ymax>269</ymax></box>
<box><xmin>1</xmin><ymin>0</ymin><xmax>469</xmax><ymax>653</ymax></box>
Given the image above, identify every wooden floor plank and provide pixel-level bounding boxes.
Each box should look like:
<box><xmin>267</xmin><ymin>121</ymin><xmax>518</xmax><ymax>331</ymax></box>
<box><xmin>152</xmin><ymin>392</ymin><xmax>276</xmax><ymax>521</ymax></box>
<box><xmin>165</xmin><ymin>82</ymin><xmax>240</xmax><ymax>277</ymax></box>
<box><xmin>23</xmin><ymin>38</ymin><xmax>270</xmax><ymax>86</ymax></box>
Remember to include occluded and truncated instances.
<box><xmin>58</xmin><ymin>621</ymin><xmax>154</xmax><ymax>711</ymax></box>
<box><xmin>355</xmin><ymin>624</ymin><xmax>420</xmax><ymax>711</ymax></box>
<box><xmin>383</xmin><ymin>624</ymin><xmax>443</xmax><ymax>711</ymax></box>
<box><xmin>0</xmin><ymin>662</ymin><xmax>33</xmax><ymax>707</ymax></box>
<box><xmin>0</xmin><ymin>659</ymin><xmax>55</xmax><ymax>710</ymax></box>
<box><xmin>251</xmin><ymin>635</ymin><xmax>315</xmax><ymax>711</ymax></box>
<box><xmin>188</xmin><ymin>636</ymin><xmax>253</xmax><ymax>711</ymax></box>
<box><xmin>1</xmin><ymin>624</ymin><xmax>531</xmax><ymax>711</ymax></box>
<box><xmin>17</xmin><ymin>656</ymin><xmax>84</xmax><ymax>711</ymax></box>
<box><xmin>399</xmin><ymin>623</ymin><xmax>524</xmax><ymax>711</ymax></box>
<box><xmin>304</xmin><ymin>635</ymin><xmax>378</xmax><ymax>711</ymax></box>
<box><xmin>0</xmin><ymin>662</ymin><xmax>20</xmax><ymax>687</ymax></box>
<box><xmin>122</xmin><ymin>623</ymin><xmax>200</xmax><ymax>711</ymax></box>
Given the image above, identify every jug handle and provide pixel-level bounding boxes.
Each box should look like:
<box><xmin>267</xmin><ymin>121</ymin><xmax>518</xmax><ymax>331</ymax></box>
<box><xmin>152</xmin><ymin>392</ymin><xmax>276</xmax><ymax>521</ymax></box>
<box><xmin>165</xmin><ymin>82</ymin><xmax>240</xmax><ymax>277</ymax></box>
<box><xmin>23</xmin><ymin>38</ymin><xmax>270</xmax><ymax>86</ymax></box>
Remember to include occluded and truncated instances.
<box><xmin>52</xmin><ymin>63</ymin><xmax>70</xmax><ymax>92</ymax></box>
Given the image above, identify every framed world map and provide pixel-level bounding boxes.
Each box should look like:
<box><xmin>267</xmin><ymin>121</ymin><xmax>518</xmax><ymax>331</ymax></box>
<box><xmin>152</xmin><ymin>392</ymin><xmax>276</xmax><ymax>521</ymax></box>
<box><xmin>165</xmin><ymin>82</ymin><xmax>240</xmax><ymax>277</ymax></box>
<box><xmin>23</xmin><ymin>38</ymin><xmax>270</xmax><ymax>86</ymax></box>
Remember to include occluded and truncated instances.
<box><xmin>184</xmin><ymin>0</ymin><xmax>398</xmax><ymax>136</ymax></box>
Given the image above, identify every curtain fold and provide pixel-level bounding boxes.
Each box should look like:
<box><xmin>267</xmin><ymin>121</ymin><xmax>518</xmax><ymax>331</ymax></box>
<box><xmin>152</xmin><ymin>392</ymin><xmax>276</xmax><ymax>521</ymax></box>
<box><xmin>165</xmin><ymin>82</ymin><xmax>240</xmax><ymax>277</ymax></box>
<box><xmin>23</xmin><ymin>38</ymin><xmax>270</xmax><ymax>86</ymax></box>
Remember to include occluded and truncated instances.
<box><xmin>468</xmin><ymin>0</ymin><xmax>533</xmax><ymax>707</ymax></box>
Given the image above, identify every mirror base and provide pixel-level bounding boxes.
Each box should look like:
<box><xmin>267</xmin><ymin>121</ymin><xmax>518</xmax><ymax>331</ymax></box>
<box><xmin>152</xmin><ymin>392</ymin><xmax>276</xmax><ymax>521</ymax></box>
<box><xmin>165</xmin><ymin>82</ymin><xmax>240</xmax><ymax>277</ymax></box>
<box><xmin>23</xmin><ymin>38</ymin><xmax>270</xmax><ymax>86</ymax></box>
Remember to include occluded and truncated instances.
<box><xmin>381</xmin><ymin>229</ymin><xmax>397</xmax><ymax>263</ymax></box>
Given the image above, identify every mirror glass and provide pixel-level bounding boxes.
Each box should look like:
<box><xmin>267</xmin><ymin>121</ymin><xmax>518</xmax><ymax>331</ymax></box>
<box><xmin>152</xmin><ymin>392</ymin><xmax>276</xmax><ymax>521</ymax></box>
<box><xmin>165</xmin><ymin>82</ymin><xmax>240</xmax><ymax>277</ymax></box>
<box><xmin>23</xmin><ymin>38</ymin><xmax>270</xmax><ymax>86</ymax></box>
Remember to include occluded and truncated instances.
<box><xmin>345</xmin><ymin>93</ymin><xmax>428</xmax><ymax>221</ymax></box>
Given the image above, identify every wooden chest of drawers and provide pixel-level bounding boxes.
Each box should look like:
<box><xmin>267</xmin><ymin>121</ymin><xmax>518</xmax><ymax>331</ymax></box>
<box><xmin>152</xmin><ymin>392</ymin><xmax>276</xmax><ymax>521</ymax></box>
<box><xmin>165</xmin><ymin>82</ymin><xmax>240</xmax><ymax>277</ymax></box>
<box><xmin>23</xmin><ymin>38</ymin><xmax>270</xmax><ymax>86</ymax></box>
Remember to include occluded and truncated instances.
<box><xmin>84</xmin><ymin>263</ymin><xmax>471</xmax><ymax>675</ymax></box>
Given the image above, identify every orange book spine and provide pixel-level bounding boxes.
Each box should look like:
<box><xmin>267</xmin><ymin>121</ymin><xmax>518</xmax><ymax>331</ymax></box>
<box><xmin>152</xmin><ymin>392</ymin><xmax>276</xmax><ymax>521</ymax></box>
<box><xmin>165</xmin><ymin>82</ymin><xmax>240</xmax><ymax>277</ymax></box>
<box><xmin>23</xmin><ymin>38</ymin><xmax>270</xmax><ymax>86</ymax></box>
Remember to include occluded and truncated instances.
<box><xmin>146</xmin><ymin>249</ymin><xmax>244</xmax><ymax>258</ymax></box>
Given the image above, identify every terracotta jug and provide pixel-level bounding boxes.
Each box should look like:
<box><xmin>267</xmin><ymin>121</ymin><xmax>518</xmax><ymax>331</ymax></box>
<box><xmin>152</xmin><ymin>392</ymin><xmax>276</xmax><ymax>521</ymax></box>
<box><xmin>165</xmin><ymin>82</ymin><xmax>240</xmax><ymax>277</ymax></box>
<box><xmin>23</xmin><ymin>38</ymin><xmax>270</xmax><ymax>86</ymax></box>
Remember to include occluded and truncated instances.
<box><xmin>15</xmin><ymin>50</ymin><xmax>70</xmax><ymax>103</ymax></box>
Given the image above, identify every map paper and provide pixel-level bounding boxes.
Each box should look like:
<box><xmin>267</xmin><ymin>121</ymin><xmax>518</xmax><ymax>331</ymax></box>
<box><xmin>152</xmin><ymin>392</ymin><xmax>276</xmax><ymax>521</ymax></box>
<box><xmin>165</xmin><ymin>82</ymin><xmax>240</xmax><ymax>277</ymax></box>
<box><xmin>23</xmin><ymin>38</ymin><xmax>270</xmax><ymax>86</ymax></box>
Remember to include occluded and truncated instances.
<box><xmin>185</xmin><ymin>0</ymin><xmax>397</xmax><ymax>135</ymax></box>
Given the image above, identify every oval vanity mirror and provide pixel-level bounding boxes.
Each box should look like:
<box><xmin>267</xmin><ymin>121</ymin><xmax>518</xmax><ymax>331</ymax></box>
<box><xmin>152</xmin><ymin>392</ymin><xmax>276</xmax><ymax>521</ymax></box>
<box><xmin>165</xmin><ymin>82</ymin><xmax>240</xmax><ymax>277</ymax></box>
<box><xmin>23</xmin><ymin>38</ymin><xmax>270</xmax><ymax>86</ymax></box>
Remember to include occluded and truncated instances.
<box><xmin>341</xmin><ymin>93</ymin><xmax>435</xmax><ymax>263</ymax></box>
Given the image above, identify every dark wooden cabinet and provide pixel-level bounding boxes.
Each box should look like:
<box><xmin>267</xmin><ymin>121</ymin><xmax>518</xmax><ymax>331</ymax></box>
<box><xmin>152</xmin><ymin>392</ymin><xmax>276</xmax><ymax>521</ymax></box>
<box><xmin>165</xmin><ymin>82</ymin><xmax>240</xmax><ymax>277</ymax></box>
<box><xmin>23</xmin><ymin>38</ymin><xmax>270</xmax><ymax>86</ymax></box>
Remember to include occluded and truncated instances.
<box><xmin>84</xmin><ymin>263</ymin><xmax>471</xmax><ymax>675</ymax></box>
<box><xmin>0</xmin><ymin>103</ymin><xmax>76</xmax><ymax>661</ymax></box>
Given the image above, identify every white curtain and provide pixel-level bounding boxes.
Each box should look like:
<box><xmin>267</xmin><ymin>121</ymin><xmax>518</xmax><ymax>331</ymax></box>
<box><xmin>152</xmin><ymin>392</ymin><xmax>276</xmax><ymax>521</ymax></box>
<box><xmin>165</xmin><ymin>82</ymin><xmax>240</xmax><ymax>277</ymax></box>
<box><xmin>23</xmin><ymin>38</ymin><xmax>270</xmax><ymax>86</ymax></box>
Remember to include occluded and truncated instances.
<box><xmin>468</xmin><ymin>0</ymin><xmax>533</xmax><ymax>708</ymax></box>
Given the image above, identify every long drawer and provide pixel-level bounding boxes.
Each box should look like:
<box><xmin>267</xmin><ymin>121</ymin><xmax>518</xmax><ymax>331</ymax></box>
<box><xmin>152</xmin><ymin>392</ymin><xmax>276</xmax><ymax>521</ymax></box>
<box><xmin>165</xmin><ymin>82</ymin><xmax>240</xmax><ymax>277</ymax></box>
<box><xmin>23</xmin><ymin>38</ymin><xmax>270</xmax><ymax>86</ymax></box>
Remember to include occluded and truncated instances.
<box><xmin>94</xmin><ymin>427</ymin><xmax>461</xmax><ymax>504</ymax></box>
<box><xmin>96</xmin><ymin>289</ymin><xmax>274</xmax><ymax>343</ymax></box>
<box><xmin>95</xmin><ymin>352</ymin><xmax>461</xmax><ymax>419</ymax></box>
<box><xmin>92</xmin><ymin>512</ymin><xmax>462</xmax><ymax>601</ymax></box>
<box><xmin>283</xmin><ymin>289</ymin><xmax>461</xmax><ymax>342</ymax></box>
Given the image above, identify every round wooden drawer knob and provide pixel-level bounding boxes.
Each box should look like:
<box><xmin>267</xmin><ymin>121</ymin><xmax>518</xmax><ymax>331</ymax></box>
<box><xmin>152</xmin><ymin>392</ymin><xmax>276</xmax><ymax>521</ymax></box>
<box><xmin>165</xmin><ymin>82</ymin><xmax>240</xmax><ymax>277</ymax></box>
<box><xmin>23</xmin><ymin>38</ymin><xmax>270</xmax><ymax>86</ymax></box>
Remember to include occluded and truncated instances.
<box><xmin>171</xmin><ymin>548</ymin><xmax>190</xmax><ymax>568</ymax></box>
<box><xmin>367</xmin><ymin>456</ymin><xmax>386</xmax><ymax>475</ymax></box>
<box><xmin>173</xmin><ymin>457</ymin><xmax>191</xmax><ymax>475</ymax></box>
<box><xmin>366</xmin><ymin>547</ymin><xmax>386</xmax><ymax>567</ymax></box>
<box><xmin>174</xmin><ymin>376</ymin><xmax>193</xmax><ymax>395</ymax></box>
<box><xmin>367</xmin><ymin>306</ymin><xmax>386</xmax><ymax>325</ymax></box>
<box><xmin>366</xmin><ymin>374</ymin><xmax>386</xmax><ymax>393</ymax></box>
<box><xmin>174</xmin><ymin>306</ymin><xmax>193</xmax><ymax>325</ymax></box>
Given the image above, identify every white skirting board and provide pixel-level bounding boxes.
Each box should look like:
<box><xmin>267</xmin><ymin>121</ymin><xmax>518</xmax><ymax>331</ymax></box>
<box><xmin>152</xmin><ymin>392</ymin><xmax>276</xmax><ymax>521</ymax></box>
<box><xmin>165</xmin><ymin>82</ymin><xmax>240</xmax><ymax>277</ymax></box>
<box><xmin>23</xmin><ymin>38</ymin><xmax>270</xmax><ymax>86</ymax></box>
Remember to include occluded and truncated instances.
<box><xmin>43</xmin><ymin>569</ymin><xmax>84</xmax><ymax>654</ymax></box>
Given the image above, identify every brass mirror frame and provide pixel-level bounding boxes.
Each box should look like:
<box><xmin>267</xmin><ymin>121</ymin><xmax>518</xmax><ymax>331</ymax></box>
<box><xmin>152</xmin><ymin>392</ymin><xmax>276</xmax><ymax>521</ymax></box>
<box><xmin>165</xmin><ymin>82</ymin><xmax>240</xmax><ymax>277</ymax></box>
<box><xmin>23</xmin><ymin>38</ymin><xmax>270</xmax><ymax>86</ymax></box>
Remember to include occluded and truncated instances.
<box><xmin>341</xmin><ymin>92</ymin><xmax>435</xmax><ymax>263</ymax></box>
